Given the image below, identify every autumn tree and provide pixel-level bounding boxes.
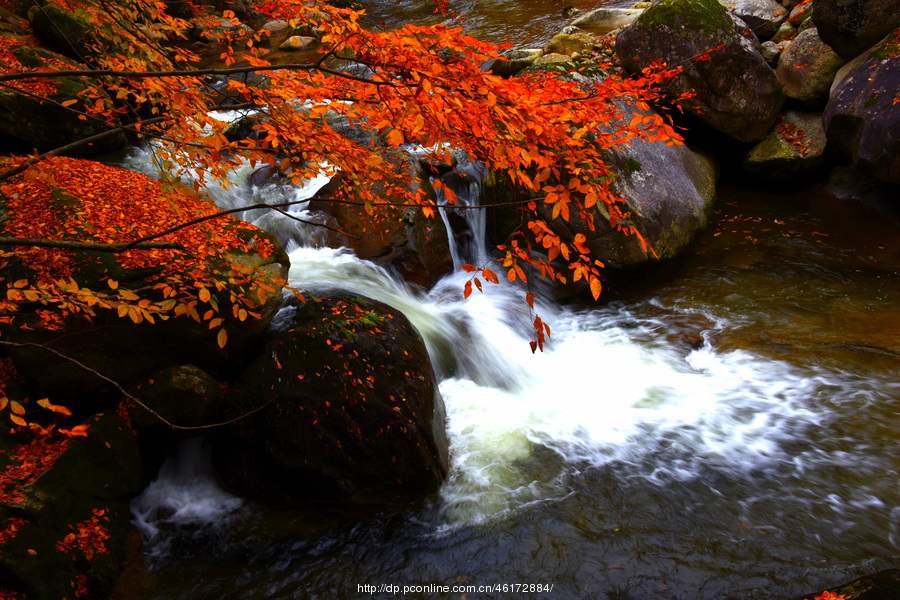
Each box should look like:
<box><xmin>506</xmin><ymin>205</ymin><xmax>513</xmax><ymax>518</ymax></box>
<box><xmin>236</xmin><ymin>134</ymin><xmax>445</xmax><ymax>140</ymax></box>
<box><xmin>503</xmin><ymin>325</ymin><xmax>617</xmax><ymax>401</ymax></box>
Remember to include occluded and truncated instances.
<box><xmin>0</xmin><ymin>0</ymin><xmax>685</xmax><ymax>397</ymax></box>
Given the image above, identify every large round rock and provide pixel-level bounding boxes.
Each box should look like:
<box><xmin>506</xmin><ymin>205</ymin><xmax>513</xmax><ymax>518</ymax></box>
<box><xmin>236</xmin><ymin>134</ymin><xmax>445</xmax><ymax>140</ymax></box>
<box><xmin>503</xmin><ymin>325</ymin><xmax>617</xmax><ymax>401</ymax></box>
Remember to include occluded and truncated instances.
<box><xmin>813</xmin><ymin>0</ymin><xmax>900</xmax><ymax>59</ymax></box>
<box><xmin>824</xmin><ymin>33</ymin><xmax>900</xmax><ymax>184</ymax></box>
<box><xmin>213</xmin><ymin>295</ymin><xmax>449</xmax><ymax>503</ymax></box>
<box><xmin>616</xmin><ymin>0</ymin><xmax>784</xmax><ymax>142</ymax></box>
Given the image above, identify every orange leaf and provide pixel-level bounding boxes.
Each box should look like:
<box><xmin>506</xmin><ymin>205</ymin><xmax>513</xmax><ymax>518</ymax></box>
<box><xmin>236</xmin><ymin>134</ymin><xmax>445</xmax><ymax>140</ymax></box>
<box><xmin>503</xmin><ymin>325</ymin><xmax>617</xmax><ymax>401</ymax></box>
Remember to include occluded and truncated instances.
<box><xmin>9</xmin><ymin>400</ymin><xmax>25</xmax><ymax>415</ymax></box>
<box><xmin>464</xmin><ymin>280</ymin><xmax>473</xmax><ymax>299</ymax></box>
<box><xmin>37</xmin><ymin>398</ymin><xmax>72</xmax><ymax>416</ymax></box>
<box><xmin>217</xmin><ymin>327</ymin><xmax>227</xmax><ymax>348</ymax></box>
<box><xmin>9</xmin><ymin>414</ymin><xmax>26</xmax><ymax>427</ymax></box>
<box><xmin>590</xmin><ymin>276</ymin><xmax>602</xmax><ymax>300</ymax></box>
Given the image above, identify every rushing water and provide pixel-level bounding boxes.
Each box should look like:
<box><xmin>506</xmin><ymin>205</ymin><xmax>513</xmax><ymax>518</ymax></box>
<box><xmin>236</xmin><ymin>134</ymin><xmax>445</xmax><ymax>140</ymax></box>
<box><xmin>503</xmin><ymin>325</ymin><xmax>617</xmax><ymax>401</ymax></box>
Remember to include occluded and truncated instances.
<box><xmin>117</xmin><ymin>4</ymin><xmax>900</xmax><ymax>597</ymax></box>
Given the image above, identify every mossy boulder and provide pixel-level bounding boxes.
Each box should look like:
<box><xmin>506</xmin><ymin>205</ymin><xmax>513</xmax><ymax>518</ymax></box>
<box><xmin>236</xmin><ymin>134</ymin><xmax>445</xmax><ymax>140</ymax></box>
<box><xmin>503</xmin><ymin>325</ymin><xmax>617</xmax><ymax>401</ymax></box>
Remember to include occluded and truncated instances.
<box><xmin>127</xmin><ymin>365</ymin><xmax>223</xmax><ymax>434</ymax></box>
<box><xmin>544</xmin><ymin>32</ymin><xmax>595</xmax><ymax>56</ymax></box>
<box><xmin>0</xmin><ymin>35</ymin><xmax>126</xmax><ymax>156</ymax></box>
<box><xmin>823</xmin><ymin>31</ymin><xmax>900</xmax><ymax>184</ymax></box>
<box><xmin>27</xmin><ymin>3</ymin><xmax>94</xmax><ymax>60</ymax></box>
<box><xmin>616</xmin><ymin>0</ymin><xmax>785</xmax><ymax>142</ymax></box>
<box><xmin>813</xmin><ymin>0</ymin><xmax>900</xmax><ymax>59</ymax></box>
<box><xmin>0</xmin><ymin>412</ymin><xmax>143</xmax><ymax>600</ymax></box>
<box><xmin>212</xmin><ymin>294</ymin><xmax>449</xmax><ymax>504</ymax></box>
<box><xmin>743</xmin><ymin>110</ymin><xmax>830</xmax><ymax>178</ymax></box>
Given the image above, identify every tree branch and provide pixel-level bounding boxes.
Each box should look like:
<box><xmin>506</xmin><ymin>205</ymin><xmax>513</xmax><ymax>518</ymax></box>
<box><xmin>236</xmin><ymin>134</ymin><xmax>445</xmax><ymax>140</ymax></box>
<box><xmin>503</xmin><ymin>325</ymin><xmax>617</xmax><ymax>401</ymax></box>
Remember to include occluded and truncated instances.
<box><xmin>0</xmin><ymin>340</ymin><xmax>275</xmax><ymax>431</ymax></box>
<box><xmin>0</xmin><ymin>63</ymin><xmax>397</xmax><ymax>87</ymax></box>
<box><xmin>0</xmin><ymin>238</ymin><xmax>185</xmax><ymax>252</ymax></box>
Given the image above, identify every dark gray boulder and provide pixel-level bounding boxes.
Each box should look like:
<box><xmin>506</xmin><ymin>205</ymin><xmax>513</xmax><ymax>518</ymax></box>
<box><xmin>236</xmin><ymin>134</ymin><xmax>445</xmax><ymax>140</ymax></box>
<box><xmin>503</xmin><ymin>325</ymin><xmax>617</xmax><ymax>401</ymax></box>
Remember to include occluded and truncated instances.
<box><xmin>823</xmin><ymin>33</ymin><xmax>900</xmax><ymax>184</ymax></box>
<box><xmin>616</xmin><ymin>0</ymin><xmax>785</xmax><ymax>142</ymax></box>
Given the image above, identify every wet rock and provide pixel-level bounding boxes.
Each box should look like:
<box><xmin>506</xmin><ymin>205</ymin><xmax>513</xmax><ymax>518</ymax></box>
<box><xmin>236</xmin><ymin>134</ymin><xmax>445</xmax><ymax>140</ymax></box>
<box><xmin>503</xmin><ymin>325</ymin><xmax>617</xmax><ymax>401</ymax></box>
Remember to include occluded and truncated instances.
<box><xmin>545</xmin><ymin>32</ymin><xmax>595</xmax><ymax>56</ymax></box>
<box><xmin>718</xmin><ymin>0</ymin><xmax>787</xmax><ymax>38</ymax></box>
<box><xmin>616</xmin><ymin>0</ymin><xmax>784</xmax><ymax>142</ymax></box>
<box><xmin>0</xmin><ymin>35</ymin><xmax>126</xmax><ymax>156</ymax></box>
<box><xmin>27</xmin><ymin>3</ymin><xmax>94</xmax><ymax>59</ymax></box>
<box><xmin>743</xmin><ymin>110</ymin><xmax>829</xmax><ymax>179</ymax></box>
<box><xmin>570</xmin><ymin>8</ymin><xmax>643</xmax><ymax>34</ymax></box>
<box><xmin>775</xmin><ymin>28</ymin><xmax>847</xmax><ymax>107</ymax></box>
<box><xmin>823</xmin><ymin>33</ymin><xmax>900</xmax><ymax>184</ymax></box>
<box><xmin>213</xmin><ymin>294</ymin><xmax>448</xmax><ymax>503</ymax></box>
<box><xmin>796</xmin><ymin>569</ymin><xmax>900</xmax><ymax>600</ymax></box>
<box><xmin>279</xmin><ymin>35</ymin><xmax>316</xmax><ymax>51</ymax></box>
<box><xmin>813</xmin><ymin>0</ymin><xmax>900</xmax><ymax>60</ymax></box>
<box><xmin>0</xmin><ymin>413</ymin><xmax>143</xmax><ymax>600</ymax></box>
<box><xmin>127</xmin><ymin>365</ymin><xmax>223</xmax><ymax>433</ymax></box>
<box><xmin>307</xmin><ymin>163</ymin><xmax>453</xmax><ymax>290</ymax></box>
<box><xmin>489</xmin><ymin>48</ymin><xmax>543</xmax><ymax>77</ymax></box>
<box><xmin>532</xmin><ymin>101</ymin><xmax>718</xmax><ymax>270</ymax></box>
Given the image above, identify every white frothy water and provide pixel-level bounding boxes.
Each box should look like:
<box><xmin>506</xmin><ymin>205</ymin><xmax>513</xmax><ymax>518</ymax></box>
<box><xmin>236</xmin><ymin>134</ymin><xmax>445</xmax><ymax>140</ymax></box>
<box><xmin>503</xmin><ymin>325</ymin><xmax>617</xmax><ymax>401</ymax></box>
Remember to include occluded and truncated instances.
<box><xmin>131</xmin><ymin>438</ymin><xmax>244</xmax><ymax>545</ymax></box>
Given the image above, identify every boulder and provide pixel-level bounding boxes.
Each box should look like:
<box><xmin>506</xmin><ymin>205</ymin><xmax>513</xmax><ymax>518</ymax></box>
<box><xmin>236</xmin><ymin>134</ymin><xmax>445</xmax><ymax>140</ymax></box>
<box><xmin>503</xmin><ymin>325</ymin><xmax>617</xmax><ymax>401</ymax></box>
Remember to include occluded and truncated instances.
<box><xmin>812</xmin><ymin>0</ymin><xmax>900</xmax><ymax>59</ymax></box>
<box><xmin>771</xmin><ymin>21</ymin><xmax>797</xmax><ymax>43</ymax></box>
<box><xmin>616</xmin><ymin>0</ymin><xmax>785</xmax><ymax>142</ymax></box>
<box><xmin>308</xmin><ymin>162</ymin><xmax>453</xmax><ymax>290</ymax></box>
<box><xmin>279</xmin><ymin>35</ymin><xmax>316</xmax><ymax>51</ymax></box>
<box><xmin>760</xmin><ymin>39</ymin><xmax>782</xmax><ymax>62</ymax></box>
<box><xmin>27</xmin><ymin>3</ymin><xmax>94</xmax><ymax>59</ymax></box>
<box><xmin>513</xmin><ymin>102</ymin><xmax>718</xmax><ymax>270</ymax></box>
<box><xmin>0</xmin><ymin>412</ymin><xmax>143</xmax><ymax>600</ymax></box>
<box><xmin>570</xmin><ymin>8</ymin><xmax>643</xmax><ymax>34</ymax></box>
<box><xmin>823</xmin><ymin>32</ymin><xmax>900</xmax><ymax>184</ymax></box>
<box><xmin>127</xmin><ymin>365</ymin><xmax>223</xmax><ymax>434</ymax></box>
<box><xmin>489</xmin><ymin>48</ymin><xmax>543</xmax><ymax>78</ymax></box>
<box><xmin>775</xmin><ymin>28</ymin><xmax>847</xmax><ymax>106</ymax></box>
<box><xmin>0</xmin><ymin>35</ymin><xmax>126</xmax><ymax>156</ymax></box>
<box><xmin>743</xmin><ymin>110</ymin><xmax>829</xmax><ymax>178</ymax></box>
<box><xmin>545</xmin><ymin>32</ymin><xmax>595</xmax><ymax>56</ymax></box>
<box><xmin>718</xmin><ymin>0</ymin><xmax>788</xmax><ymax>38</ymax></box>
<box><xmin>213</xmin><ymin>294</ymin><xmax>448</xmax><ymax>503</ymax></box>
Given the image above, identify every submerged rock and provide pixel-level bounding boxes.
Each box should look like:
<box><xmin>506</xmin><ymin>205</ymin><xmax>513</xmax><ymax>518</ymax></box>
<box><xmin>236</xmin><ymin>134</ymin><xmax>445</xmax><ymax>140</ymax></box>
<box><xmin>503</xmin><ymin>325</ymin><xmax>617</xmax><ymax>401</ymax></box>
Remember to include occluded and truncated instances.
<box><xmin>213</xmin><ymin>294</ymin><xmax>448</xmax><ymax>504</ymax></box>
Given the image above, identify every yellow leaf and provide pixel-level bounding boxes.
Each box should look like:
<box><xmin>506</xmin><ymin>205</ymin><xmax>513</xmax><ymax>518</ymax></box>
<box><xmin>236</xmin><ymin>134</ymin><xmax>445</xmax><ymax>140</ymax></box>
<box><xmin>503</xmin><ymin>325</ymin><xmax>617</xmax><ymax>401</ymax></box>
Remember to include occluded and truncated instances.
<box><xmin>10</xmin><ymin>400</ymin><xmax>25</xmax><ymax>415</ymax></box>
<box><xmin>107</xmin><ymin>280</ymin><xmax>119</xmax><ymax>290</ymax></box>
<box><xmin>9</xmin><ymin>414</ymin><xmax>26</xmax><ymax>427</ymax></box>
<box><xmin>217</xmin><ymin>327</ymin><xmax>227</xmax><ymax>349</ymax></box>
<box><xmin>199</xmin><ymin>288</ymin><xmax>211</xmax><ymax>303</ymax></box>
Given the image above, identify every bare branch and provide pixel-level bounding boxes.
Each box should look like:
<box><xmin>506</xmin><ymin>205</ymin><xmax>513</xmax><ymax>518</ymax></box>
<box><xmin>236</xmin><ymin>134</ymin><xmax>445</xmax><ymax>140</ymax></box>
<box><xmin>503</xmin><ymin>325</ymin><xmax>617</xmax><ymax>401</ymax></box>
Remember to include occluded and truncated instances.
<box><xmin>0</xmin><ymin>340</ymin><xmax>275</xmax><ymax>431</ymax></box>
<box><xmin>0</xmin><ymin>237</ymin><xmax>185</xmax><ymax>252</ymax></box>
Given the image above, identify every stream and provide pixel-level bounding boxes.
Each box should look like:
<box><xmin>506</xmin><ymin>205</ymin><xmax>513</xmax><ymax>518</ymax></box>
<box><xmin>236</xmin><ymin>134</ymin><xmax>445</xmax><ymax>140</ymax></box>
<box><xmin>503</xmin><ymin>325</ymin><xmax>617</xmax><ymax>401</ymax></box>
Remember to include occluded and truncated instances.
<box><xmin>117</xmin><ymin>2</ymin><xmax>900</xmax><ymax>599</ymax></box>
